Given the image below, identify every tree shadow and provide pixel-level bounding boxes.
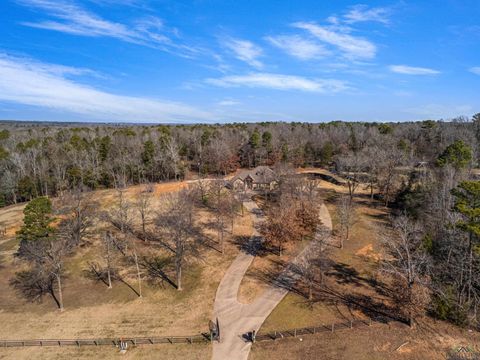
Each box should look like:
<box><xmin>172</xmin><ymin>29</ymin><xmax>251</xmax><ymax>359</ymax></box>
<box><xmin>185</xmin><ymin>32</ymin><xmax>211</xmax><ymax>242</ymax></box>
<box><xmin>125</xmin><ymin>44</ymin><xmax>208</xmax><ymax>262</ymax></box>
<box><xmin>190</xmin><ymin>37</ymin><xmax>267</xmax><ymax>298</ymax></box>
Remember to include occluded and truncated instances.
<box><xmin>327</xmin><ymin>262</ymin><xmax>392</xmax><ymax>296</ymax></box>
<box><xmin>116</xmin><ymin>277</ymin><xmax>141</xmax><ymax>297</ymax></box>
<box><xmin>231</xmin><ymin>234</ymin><xmax>274</xmax><ymax>257</ymax></box>
<box><xmin>83</xmin><ymin>262</ymin><xmax>112</xmax><ymax>287</ymax></box>
<box><xmin>328</xmin><ymin>262</ymin><xmax>365</xmax><ymax>288</ymax></box>
<box><xmin>83</xmin><ymin>261</ymin><xmax>141</xmax><ymax>296</ymax></box>
<box><xmin>10</xmin><ymin>269</ymin><xmax>62</xmax><ymax>310</ymax></box>
<box><xmin>142</xmin><ymin>255</ymin><xmax>177</xmax><ymax>289</ymax></box>
<box><xmin>248</xmin><ymin>257</ymin><xmax>306</xmax><ymax>298</ymax></box>
<box><xmin>249</xmin><ymin>255</ymin><xmax>407</xmax><ymax>325</ymax></box>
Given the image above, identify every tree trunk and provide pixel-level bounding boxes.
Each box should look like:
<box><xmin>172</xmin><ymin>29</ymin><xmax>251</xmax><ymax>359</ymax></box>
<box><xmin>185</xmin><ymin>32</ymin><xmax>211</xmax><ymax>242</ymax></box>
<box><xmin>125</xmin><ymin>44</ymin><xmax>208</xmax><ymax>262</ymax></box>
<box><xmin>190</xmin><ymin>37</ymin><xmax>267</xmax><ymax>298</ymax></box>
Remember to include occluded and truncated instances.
<box><xmin>408</xmin><ymin>312</ymin><xmax>415</xmax><ymax>329</ymax></box>
<box><xmin>141</xmin><ymin>214</ymin><xmax>146</xmax><ymax>242</ymax></box>
<box><xmin>176</xmin><ymin>264</ymin><xmax>183</xmax><ymax>291</ymax></box>
<box><xmin>468</xmin><ymin>233</ymin><xmax>473</xmax><ymax>303</ymax></box>
<box><xmin>56</xmin><ymin>274</ymin><xmax>64</xmax><ymax>312</ymax></box>
<box><xmin>221</xmin><ymin>227</ymin><xmax>224</xmax><ymax>254</ymax></box>
<box><xmin>107</xmin><ymin>267</ymin><xmax>112</xmax><ymax>289</ymax></box>
<box><xmin>134</xmin><ymin>251</ymin><xmax>142</xmax><ymax>298</ymax></box>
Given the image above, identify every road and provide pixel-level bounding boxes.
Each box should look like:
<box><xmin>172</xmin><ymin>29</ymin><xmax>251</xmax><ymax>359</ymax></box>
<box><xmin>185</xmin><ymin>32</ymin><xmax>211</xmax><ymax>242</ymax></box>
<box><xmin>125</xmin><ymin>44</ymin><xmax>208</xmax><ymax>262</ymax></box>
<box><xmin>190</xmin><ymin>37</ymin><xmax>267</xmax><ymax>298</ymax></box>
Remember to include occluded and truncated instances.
<box><xmin>212</xmin><ymin>198</ymin><xmax>332</xmax><ymax>360</ymax></box>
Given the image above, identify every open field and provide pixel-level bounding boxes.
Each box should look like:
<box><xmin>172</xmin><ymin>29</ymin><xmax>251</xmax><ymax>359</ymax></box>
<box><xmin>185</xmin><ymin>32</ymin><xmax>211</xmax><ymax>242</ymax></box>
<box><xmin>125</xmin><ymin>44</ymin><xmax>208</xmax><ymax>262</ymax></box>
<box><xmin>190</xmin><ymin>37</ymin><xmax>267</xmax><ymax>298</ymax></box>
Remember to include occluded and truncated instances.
<box><xmin>2</xmin><ymin>168</ymin><xmax>480</xmax><ymax>360</ymax></box>
<box><xmin>0</xmin><ymin>343</ymin><xmax>210</xmax><ymax>360</ymax></box>
<box><xmin>0</xmin><ymin>180</ymin><xmax>253</xmax><ymax>348</ymax></box>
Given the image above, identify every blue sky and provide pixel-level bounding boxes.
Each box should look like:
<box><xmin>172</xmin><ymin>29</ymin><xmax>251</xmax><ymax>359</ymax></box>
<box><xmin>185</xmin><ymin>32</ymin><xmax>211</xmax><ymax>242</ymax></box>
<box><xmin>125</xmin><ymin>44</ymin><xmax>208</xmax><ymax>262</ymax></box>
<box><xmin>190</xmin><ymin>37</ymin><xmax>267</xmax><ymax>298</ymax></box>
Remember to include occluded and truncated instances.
<box><xmin>0</xmin><ymin>0</ymin><xmax>479</xmax><ymax>123</ymax></box>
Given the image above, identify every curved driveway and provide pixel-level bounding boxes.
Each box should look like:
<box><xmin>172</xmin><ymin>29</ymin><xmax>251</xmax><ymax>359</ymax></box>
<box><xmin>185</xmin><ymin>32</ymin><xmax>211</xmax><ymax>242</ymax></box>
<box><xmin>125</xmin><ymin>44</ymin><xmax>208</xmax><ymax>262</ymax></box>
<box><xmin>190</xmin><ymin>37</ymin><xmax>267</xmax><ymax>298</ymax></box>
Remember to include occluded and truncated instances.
<box><xmin>212</xmin><ymin>199</ymin><xmax>332</xmax><ymax>360</ymax></box>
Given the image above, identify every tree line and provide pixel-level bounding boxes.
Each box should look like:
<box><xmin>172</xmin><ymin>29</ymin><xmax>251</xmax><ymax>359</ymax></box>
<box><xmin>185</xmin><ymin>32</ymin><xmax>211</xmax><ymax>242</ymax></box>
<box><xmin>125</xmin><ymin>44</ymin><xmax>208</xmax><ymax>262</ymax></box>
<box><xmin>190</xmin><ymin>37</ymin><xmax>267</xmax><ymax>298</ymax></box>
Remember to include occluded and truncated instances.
<box><xmin>1</xmin><ymin>116</ymin><xmax>479</xmax><ymax>207</ymax></box>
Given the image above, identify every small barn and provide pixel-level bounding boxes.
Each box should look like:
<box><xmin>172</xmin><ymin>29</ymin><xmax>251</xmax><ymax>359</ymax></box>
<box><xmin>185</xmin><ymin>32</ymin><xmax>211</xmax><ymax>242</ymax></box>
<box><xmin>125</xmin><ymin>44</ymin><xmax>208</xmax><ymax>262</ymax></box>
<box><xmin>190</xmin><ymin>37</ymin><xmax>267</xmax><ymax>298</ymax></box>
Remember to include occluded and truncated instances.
<box><xmin>230</xmin><ymin>166</ymin><xmax>278</xmax><ymax>191</ymax></box>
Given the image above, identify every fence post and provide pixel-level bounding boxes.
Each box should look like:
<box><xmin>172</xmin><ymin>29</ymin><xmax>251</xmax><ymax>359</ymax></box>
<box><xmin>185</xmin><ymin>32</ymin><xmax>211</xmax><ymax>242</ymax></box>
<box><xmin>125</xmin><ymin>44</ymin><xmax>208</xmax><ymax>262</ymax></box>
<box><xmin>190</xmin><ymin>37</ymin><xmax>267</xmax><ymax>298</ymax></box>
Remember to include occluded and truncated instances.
<box><xmin>331</xmin><ymin>323</ymin><xmax>334</xmax><ymax>332</ymax></box>
<box><xmin>350</xmin><ymin>320</ymin><xmax>353</xmax><ymax>329</ymax></box>
<box><xmin>368</xmin><ymin>318</ymin><xmax>372</xmax><ymax>326</ymax></box>
<box><xmin>294</xmin><ymin>329</ymin><xmax>297</xmax><ymax>337</ymax></box>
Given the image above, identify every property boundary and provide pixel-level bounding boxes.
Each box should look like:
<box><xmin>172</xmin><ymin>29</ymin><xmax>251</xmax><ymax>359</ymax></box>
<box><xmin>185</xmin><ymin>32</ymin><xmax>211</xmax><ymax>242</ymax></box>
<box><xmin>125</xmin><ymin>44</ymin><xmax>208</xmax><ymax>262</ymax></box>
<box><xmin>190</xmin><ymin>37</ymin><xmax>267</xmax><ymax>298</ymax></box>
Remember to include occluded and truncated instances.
<box><xmin>0</xmin><ymin>333</ymin><xmax>212</xmax><ymax>348</ymax></box>
<box><xmin>253</xmin><ymin>316</ymin><xmax>390</xmax><ymax>343</ymax></box>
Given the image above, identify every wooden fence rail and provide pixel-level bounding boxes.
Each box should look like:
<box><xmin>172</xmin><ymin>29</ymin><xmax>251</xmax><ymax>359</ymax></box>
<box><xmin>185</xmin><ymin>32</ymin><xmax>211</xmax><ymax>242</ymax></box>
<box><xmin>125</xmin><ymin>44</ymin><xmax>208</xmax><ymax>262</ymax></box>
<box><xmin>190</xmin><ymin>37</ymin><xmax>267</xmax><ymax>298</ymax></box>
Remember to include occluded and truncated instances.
<box><xmin>254</xmin><ymin>317</ymin><xmax>389</xmax><ymax>343</ymax></box>
<box><xmin>0</xmin><ymin>333</ymin><xmax>212</xmax><ymax>348</ymax></box>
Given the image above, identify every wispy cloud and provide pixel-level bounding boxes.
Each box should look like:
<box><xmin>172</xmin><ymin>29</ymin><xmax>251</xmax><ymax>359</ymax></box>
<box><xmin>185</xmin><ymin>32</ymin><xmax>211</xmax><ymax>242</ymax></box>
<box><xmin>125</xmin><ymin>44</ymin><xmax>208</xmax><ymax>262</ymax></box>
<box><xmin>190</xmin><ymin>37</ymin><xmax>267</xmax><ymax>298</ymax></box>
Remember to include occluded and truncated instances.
<box><xmin>405</xmin><ymin>104</ymin><xmax>472</xmax><ymax>119</ymax></box>
<box><xmin>0</xmin><ymin>53</ymin><xmax>210</xmax><ymax>122</ymax></box>
<box><xmin>292</xmin><ymin>22</ymin><xmax>377</xmax><ymax>60</ymax></box>
<box><xmin>217</xmin><ymin>99</ymin><xmax>240</xmax><ymax>106</ymax></box>
<box><xmin>265</xmin><ymin>35</ymin><xmax>330</xmax><ymax>60</ymax></box>
<box><xmin>87</xmin><ymin>0</ymin><xmax>146</xmax><ymax>7</ymax></box>
<box><xmin>17</xmin><ymin>0</ymin><xmax>196</xmax><ymax>56</ymax></box>
<box><xmin>223</xmin><ymin>38</ymin><xmax>263</xmax><ymax>68</ymax></box>
<box><xmin>344</xmin><ymin>5</ymin><xmax>391</xmax><ymax>24</ymax></box>
<box><xmin>206</xmin><ymin>73</ymin><xmax>348</xmax><ymax>93</ymax></box>
<box><xmin>389</xmin><ymin>65</ymin><xmax>441</xmax><ymax>75</ymax></box>
<box><xmin>470</xmin><ymin>67</ymin><xmax>480</xmax><ymax>75</ymax></box>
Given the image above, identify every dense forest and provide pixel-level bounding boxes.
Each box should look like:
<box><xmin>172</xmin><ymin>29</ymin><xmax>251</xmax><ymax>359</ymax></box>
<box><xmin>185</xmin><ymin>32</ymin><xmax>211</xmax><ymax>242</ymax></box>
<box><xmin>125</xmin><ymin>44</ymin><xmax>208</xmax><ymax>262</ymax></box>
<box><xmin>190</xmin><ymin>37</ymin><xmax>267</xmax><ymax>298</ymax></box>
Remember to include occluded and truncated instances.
<box><xmin>0</xmin><ymin>116</ymin><xmax>479</xmax><ymax>205</ymax></box>
<box><xmin>2</xmin><ymin>115</ymin><xmax>480</xmax><ymax>327</ymax></box>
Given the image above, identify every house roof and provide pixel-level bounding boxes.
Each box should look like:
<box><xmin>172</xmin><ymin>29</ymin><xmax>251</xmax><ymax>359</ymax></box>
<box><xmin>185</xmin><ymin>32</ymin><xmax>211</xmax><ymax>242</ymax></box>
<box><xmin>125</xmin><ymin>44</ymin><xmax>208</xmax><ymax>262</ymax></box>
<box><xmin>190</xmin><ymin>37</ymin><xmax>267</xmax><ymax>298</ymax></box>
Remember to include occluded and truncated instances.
<box><xmin>231</xmin><ymin>166</ymin><xmax>277</xmax><ymax>184</ymax></box>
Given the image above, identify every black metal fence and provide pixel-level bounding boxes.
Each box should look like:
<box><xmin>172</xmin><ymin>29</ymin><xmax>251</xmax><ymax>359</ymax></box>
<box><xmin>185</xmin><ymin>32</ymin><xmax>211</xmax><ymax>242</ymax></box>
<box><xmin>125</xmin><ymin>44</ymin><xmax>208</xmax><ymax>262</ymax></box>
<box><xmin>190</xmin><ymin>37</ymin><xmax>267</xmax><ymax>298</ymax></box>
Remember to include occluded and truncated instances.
<box><xmin>254</xmin><ymin>317</ymin><xmax>387</xmax><ymax>342</ymax></box>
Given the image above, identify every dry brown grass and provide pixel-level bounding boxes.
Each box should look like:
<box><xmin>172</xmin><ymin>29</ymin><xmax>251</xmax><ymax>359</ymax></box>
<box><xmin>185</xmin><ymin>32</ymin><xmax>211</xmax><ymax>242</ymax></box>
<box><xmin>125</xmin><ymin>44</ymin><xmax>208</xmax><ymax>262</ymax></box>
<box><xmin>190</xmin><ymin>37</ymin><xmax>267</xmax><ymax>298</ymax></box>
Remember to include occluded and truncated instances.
<box><xmin>237</xmin><ymin>238</ymin><xmax>310</xmax><ymax>304</ymax></box>
<box><xmin>257</xmin><ymin>169</ymin><xmax>392</xmax><ymax>331</ymax></box>
<box><xmin>250</xmin><ymin>318</ymin><xmax>480</xmax><ymax>360</ymax></box>
<box><xmin>255</xmin><ymin>169</ymin><xmax>480</xmax><ymax>359</ymax></box>
<box><xmin>0</xmin><ymin>343</ymin><xmax>210</xmax><ymax>360</ymax></box>
<box><xmin>259</xmin><ymin>178</ymin><xmax>389</xmax><ymax>332</ymax></box>
<box><xmin>0</xmin><ymin>181</ymin><xmax>253</xmax><ymax>345</ymax></box>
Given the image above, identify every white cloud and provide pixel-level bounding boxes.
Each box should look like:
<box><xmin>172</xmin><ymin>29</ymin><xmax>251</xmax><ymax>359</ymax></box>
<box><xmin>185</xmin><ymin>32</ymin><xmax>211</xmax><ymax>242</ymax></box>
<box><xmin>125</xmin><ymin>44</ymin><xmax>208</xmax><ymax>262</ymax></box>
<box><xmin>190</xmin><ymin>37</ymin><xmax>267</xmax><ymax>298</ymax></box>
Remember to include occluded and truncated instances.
<box><xmin>389</xmin><ymin>65</ymin><xmax>440</xmax><ymax>75</ymax></box>
<box><xmin>292</xmin><ymin>22</ymin><xmax>377</xmax><ymax>60</ymax></box>
<box><xmin>0</xmin><ymin>54</ymin><xmax>210</xmax><ymax>122</ymax></box>
<box><xmin>19</xmin><ymin>0</ymin><xmax>139</xmax><ymax>39</ymax></box>
<box><xmin>17</xmin><ymin>0</ymin><xmax>196</xmax><ymax>56</ymax></box>
<box><xmin>344</xmin><ymin>5</ymin><xmax>391</xmax><ymax>24</ymax></box>
<box><xmin>470</xmin><ymin>67</ymin><xmax>480</xmax><ymax>75</ymax></box>
<box><xmin>265</xmin><ymin>35</ymin><xmax>330</xmax><ymax>60</ymax></box>
<box><xmin>206</xmin><ymin>73</ymin><xmax>348</xmax><ymax>93</ymax></box>
<box><xmin>393</xmin><ymin>90</ymin><xmax>413</xmax><ymax>97</ymax></box>
<box><xmin>217</xmin><ymin>99</ymin><xmax>240</xmax><ymax>106</ymax></box>
<box><xmin>405</xmin><ymin>104</ymin><xmax>472</xmax><ymax>119</ymax></box>
<box><xmin>223</xmin><ymin>38</ymin><xmax>263</xmax><ymax>68</ymax></box>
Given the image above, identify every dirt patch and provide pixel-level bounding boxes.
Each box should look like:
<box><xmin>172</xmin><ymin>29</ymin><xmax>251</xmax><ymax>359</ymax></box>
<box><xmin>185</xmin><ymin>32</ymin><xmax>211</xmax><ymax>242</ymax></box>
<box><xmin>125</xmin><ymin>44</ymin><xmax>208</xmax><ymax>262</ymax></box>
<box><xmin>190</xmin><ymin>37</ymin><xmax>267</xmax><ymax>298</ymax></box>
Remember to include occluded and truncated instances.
<box><xmin>356</xmin><ymin>244</ymin><xmax>381</xmax><ymax>261</ymax></box>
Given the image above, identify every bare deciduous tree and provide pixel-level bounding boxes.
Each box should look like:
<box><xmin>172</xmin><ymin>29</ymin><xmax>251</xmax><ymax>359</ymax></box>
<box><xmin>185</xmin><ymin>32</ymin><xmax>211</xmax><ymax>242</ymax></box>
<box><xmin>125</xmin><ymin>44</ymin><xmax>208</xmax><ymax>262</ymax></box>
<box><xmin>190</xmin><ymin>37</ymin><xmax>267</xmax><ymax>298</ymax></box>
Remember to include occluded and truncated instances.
<box><xmin>15</xmin><ymin>236</ymin><xmax>69</xmax><ymax>311</ymax></box>
<box><xmin>156</xmin><ymin>189</ymin><xmax>198</xmax><ymax>291</ymax></box>
<box><xmin>209</xmin><ymin>180</ymin><xmax>231</xmax><ymax>254</ymax></box>
<box><xmin>380</xmin><ymin>215</ymin><xmax>431</xmax><ymax>327</ymax></box>
<box><xmin>135</xmin><ymin>185</ymin><xmax>153</xmax><ymax>241</ymax></box>
<box><xmin>336</xmin><ymin>195</ymin><xmax>356</xmax><ymax>249</ymax></box>
<box><xmin>57</xmin><ymin>190</ymin><xmax>96</xmax><ymax>247</ymax></box>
